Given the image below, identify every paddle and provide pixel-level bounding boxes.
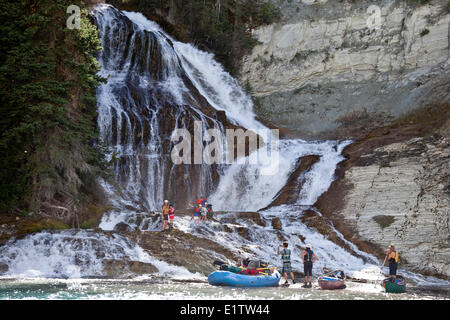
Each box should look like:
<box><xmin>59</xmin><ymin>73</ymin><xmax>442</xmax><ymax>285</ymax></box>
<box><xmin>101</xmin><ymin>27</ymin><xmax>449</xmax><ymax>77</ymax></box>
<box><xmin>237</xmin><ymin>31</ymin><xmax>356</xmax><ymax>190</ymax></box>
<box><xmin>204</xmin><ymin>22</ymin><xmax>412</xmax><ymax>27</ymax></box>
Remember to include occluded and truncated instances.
<box><xmin>374</xmin><ymin>256</ymin><xmax>387</xmax><ymax>288</ymax></box>
<box><xmin>213</xmin><ymin>260</ymin><xmax>226</xmax><ymax>267</ymax></box>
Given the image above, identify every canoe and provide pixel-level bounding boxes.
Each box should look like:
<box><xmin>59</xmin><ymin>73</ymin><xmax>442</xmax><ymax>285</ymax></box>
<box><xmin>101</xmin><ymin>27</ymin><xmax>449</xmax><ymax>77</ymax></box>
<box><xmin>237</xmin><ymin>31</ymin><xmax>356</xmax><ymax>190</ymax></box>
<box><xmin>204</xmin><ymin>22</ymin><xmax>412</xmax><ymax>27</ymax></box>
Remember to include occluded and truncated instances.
<box><xmin>318</xmin><ymin>276</ymin><xmax>346</xmax><ymax>290</ymax></box>
<box><xmin>208</xmin><ymin>270</ymin><xmax>281</xmax><ymax>287</ymax></box>
<box><xmin>382</xmin><ymin>276</ymin><xmax>406</xmax><ymax>293</ymax></box>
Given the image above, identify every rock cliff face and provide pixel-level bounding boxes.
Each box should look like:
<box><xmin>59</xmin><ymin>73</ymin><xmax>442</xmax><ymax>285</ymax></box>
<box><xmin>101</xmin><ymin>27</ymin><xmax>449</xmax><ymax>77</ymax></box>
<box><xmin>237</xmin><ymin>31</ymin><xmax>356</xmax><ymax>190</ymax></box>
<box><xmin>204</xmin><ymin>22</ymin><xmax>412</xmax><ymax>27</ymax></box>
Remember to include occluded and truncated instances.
<box><xmin>240</xmin><ymin>0</ymin><xmax>450</xmax><ymax>139</ymax></box>
<box><xmin>315</xmin><ymin>105</ymin><xmax>450</xmax><ymax>279</ymax></box>
<box><xmin>237</xmin><ymin>0</ymin><xmax>450</xmax><ymax>279</ymax></box>
<box><xmin>337</xmin><ymin>137</ymin><xmax>448</xmax><ymax>277</ymax></box>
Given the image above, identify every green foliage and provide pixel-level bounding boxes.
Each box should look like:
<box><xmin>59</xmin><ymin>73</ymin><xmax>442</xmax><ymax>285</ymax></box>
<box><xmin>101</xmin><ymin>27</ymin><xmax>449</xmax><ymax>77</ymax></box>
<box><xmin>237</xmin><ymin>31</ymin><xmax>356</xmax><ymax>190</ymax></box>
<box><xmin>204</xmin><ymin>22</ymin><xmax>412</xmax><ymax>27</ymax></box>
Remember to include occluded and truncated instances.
<box><xmin>0</xmin><ymin>0</ymin><xmax>107</xmax><ymax>216</ymax></box>
<box><xmin>372</xmin><ymin>215</ymin><xmax>396</xmax><ymax>229</ymax></box>
<box><xmin>406</xmin><ymin>0</ymin><xmax>431</xmax><ymax>6</ymax></box>
<box><xmin>420</xmin><ymin>28</ymin><xmax>430</xmax><ymax>37</ymax></box>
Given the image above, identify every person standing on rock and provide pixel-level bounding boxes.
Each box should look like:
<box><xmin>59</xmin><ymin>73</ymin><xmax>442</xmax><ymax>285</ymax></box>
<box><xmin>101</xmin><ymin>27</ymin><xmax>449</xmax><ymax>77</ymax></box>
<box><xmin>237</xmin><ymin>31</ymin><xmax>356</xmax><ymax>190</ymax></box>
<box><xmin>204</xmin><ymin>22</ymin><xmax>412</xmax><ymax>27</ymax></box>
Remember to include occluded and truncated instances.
<box><xmin>192</xmin><ymin>203</ymin><xmax>201</xmax><ymax>224</ymax></box>
<box><xmin>277</xmin><ymin>241</ymin><xmax>296</xmax><ymax>285</ymax></box>
<box><xmin>161</xmin><ymin>200</ymin><xmax>170</xmax><ymax>231</ymax></box>
<box><xmin>386</xmin><ymin>244</ymin><xmax>399</xmax><ymax>278</ymax></box>
<box><xmin>301</xmin><ymin>244</ymin><xmax>318</xmax><ymax>288</ymax></box>
<box><xmin>200</xmin><ymin>203</ymin><xmax>208</xmax><ymax>222</ymax></box>
<box><xmin>168</xmin><ymin>204</ymin><xmax>175</xmax><ymax>229</ymax></box>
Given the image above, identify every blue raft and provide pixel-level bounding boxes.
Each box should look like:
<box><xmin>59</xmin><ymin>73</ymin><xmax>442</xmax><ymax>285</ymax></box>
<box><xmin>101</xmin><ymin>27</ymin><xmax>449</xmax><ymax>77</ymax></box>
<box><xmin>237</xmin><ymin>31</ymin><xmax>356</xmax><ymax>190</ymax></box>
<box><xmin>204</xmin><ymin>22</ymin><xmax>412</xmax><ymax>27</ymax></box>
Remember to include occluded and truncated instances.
<box><xmin>208</xmin><ymin>270</ymin><xmax>281</xmax><ymax>287</ymax></box>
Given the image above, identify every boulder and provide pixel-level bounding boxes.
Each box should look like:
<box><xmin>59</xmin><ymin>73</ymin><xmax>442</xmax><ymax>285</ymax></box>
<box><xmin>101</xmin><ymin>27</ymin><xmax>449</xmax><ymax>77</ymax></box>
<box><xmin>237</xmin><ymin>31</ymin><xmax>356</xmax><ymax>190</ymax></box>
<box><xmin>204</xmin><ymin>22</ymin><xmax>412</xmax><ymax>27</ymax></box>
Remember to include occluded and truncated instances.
<box><xmin>0</xmin><ymin>262</ymin><xmax>8</xmax><ymax>274</ymax></box>
<box><xmin>102</xmin><ymin>259</ymin><xmax>158</xmax><ymax>278</ymax></box>
<box><xmin>271</xmin><ymin>217</ymin><xmax>282</xmax><ymax>230</ymax></box>
<box><xmin>136</xmin><ymin>229</ymin><xmax>239</xmax><ymax>276</ymax></box>
<box><xmin>113</xmin><ymin>222</ymin><xmax>134</xmax><ymax>233</ymax></box>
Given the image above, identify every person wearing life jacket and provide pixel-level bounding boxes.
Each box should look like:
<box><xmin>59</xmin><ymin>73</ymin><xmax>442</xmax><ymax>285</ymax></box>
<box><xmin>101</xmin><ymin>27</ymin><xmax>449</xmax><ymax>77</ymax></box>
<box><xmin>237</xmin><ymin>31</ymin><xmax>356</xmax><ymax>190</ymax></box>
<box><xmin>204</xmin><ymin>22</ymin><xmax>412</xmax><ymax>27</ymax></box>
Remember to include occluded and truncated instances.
<box><xmin>277</xmin><ymin>241</ymin><xmax>296</xmax><ymax>285</ymax></box>
<box><xmin>301</xmin><ymin>244</ymin><xmax>318</xmax><ymax>288</ymax></box>
<box><xmin>161</xmin><ymin>200</ymin><xmax>170</xmax><ymax>231</ymax></box>
<box><xmin>386</xmin><ymin>244</ymin><xmax>399</xmax><ymax>278</ymax></box>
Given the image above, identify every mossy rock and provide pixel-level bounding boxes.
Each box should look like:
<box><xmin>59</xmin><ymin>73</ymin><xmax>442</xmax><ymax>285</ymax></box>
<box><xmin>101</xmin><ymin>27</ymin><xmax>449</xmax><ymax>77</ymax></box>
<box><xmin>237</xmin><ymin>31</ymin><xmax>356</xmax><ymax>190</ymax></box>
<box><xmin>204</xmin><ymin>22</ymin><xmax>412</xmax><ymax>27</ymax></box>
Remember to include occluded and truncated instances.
<box><xmin>79</xmin><ymin>204</ymin><xmax>114</xmax><ymax>229</ymax></box>
<box><xmin>372</xmin><ymin>215</ymin><xmax>396</xmax><ymax>229</ymax></box>
<box><xmin>17</xmin><ymin>218</ymin><xmax>70</xmax><ymax>235</ymax></box>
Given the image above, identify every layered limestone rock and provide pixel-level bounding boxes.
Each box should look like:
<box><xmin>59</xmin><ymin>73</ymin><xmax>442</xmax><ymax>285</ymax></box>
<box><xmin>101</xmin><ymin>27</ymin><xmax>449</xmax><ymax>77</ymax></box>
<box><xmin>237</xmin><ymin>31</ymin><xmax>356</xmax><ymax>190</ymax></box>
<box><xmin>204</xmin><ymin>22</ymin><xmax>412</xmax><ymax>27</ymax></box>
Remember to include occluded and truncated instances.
<box><xmin>315</xmin><ymin>118</ymin><xmax>450</xmax><ymax>279</ymax></box>
<box><xmin>241</xmin><ymin>0</ymin><xmax>450</xmax><ymax>138</ymax></box>
<box><xmin>336</xmin><ymin>136</ymin><xmax>449</xmax><ymax>278</ymax></box>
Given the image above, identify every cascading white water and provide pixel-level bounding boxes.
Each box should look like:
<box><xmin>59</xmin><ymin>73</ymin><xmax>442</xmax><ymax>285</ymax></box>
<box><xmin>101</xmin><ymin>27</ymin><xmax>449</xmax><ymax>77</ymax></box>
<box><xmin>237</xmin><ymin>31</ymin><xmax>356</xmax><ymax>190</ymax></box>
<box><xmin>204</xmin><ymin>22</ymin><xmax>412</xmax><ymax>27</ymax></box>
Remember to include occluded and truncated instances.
<box><xmin>209</xmin><ymin>139</ymin><xmax>352</xmax><ymax>211</ymax></box>
<box><xmin>93</xmin><ymin>5</ymin><xmax>240</xmax><ymax>210</ymax></box>
<box><xmin>3</xmin><ymin>5</ymin><xmax>447</xmax><ymax>290</ymax></box>
<box><xmin>92</xmin><ymin>5</ymin><xmax>381</xmax><ymax>278</ymax></box>
<box><xmin>0</xmin><ymin>230</ymin><xmax>148</xmax><ymax>278</ymax></box>
<box><xmin>0</xmin><ymin>230</ymin><xmax>199</xmax><ymax>279</ymax></box>
<box><xmin>121</xmin><ymin>11</ymin><xmax>263</xmax><ymax>131</ymax></box>
<box><xmin>173</xmin><ymin>42</ymin><xmax>264</xmax><ymax>131</ymax></box>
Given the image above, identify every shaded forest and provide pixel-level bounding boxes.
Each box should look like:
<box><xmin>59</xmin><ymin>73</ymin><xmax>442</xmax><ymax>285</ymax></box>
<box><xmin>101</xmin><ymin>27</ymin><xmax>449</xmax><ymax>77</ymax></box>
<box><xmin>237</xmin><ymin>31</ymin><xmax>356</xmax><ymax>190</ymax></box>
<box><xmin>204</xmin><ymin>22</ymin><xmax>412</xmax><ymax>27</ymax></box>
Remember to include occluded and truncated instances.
<box><xmin>0</xmin><ymin>0</ymin><xmax>107</xmax><ymax>223</ymax></box>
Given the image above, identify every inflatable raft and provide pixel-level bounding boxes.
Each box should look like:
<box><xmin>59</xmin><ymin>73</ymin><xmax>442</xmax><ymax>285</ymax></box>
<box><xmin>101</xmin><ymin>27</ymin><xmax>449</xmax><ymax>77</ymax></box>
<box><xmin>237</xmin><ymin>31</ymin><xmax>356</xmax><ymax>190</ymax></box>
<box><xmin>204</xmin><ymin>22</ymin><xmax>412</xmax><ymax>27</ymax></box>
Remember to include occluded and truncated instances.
<box><xmin>382</xmin><ymin>275</ymin><xmax>406</xmax><ymax>293</ymax></box>
<box><xmin>208</xmin><ymin>270</ymin><xmax>281</xmax><ymax>287</ymax></box>
<box><xmin>318</xmin><ymin>275</ymin><xmax>346</xmax><ymax>290</ymax></box>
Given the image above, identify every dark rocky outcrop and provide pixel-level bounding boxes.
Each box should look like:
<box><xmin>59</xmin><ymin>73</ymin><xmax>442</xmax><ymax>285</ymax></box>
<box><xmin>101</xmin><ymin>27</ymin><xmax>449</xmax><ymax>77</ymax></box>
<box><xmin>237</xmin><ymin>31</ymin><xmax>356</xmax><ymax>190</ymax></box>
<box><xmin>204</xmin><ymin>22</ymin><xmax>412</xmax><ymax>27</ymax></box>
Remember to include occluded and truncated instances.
<box><xmin>0</xmin><ymin>262</ymin><xmax>8</xmax><ymax>274</ymax></box>
<box><xmin>113</xmin><ymin>222</ymin><xmax>134</xmax><ymax>233</ymax></box>
<box><xmin>102</xmin><ymin>259</ymin><xmax>158</xmax><ymax>277</ymax></box>
<box><xmin>265</xmin><ymin>155</ymin><xmax>321</xmax><ymax>208</ymax></box>
<box><xmin>271</xmin><ymin>217</ymin><xmax>282</xmax><ymax>231</ymax></box>
<box><xmin>126</xmin><ymin>228</ymin><xmax>240</xmax><ymax>275</ymax></box>
<box><xmin>213</xmin><ymin>211</ymin><xmax>266</xmax><ymax>227</ymax></box>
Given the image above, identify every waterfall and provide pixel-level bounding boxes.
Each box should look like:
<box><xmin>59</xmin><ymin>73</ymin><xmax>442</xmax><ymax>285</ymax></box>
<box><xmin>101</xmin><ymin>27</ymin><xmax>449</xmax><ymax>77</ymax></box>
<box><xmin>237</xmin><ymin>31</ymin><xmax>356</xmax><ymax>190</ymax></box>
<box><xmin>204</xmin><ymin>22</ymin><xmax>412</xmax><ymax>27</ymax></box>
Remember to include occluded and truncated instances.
<box><xmin>91</xmin><ymin>5</ymin><xmax>373</xmax><ymax>273</ymax></box>
<box><xmin>0</xmin><ymin>230</ymin><xmax>150</xmax><ymax>278</ymax></box>
<box><xmin>0</xmin><ymin>230</ymin><xmax>199</xmax><ymax>279</ymax></box>
<box><xmin>0</xmin><ymin>5</ymin><xmax>391</xmax><ymax>281</ymax></box>
<box><xmin>92</xmin><ymin>4</ymin><xmax>352</xmax><ymax>215</ymax></box>
<box><xmin>209</xmin><ymin>139</ymin><xmax>352</xmax><ymax>211</ymax></box>
<box><xmin>92</xmin><ymin>5</ymin><xmax>260</xmax><ymax>211</ymax></box>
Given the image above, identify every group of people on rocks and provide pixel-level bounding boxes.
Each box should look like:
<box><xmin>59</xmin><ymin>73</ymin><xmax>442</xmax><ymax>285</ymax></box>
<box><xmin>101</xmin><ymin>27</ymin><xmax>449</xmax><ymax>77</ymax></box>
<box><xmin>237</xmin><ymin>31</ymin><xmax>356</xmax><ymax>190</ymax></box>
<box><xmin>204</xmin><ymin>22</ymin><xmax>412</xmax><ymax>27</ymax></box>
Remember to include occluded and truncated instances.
<box><xmin>192</xmin><ymin>196</ymin><xmax>211</xmax><ymax>224</ymax></box>
<box><xmin>277</xmin><ymin>240</ymin><xmax>400</xmax><ymax>287</ymax></box>
<box><xmin>160</xmin><ymin>196</ymin><xmax>212</xmax><ymax>231</ymax></box>
<box><xmin>161</xmin><ymin>200</ymin><xmax>400</xmax><ymax>284</ymax></box>
<box><xmin>161</xmin><ymin>200</ymin><xmax>175</xmax><ymax>231</ymax></box>
<box><xmin>277</xmin><ymin>240</ymin><xmax>318</xmax><ymax>288</ymax></box>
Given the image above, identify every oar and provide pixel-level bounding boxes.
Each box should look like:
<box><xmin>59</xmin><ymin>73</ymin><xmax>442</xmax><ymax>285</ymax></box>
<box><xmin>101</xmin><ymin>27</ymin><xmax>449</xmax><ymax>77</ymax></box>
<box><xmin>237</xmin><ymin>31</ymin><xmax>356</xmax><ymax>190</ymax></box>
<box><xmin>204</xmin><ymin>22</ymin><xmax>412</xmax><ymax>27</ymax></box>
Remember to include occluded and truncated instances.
<box><xmin>374</xmin><ymin>256</ymin><xmax>387</xmax><ymax>288</ymax></box>
<box><xmin>213</xmin><ymin>260</ymin><xmax>226</xmax><ymax>266</ymax></box>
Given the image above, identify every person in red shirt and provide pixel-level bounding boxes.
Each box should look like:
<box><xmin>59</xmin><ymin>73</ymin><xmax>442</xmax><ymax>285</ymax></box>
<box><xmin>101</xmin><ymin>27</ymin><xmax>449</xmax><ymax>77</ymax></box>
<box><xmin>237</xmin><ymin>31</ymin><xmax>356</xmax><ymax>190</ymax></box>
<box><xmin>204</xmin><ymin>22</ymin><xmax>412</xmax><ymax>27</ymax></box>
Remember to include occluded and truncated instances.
<box><xmin>192</xmin><ymin>204</ymin><xmax>201</xmax><ymax>224</ymax></box>
<box><xmin>169</xmin><ymin>204</ymin><xmax>175</xmax><ymax>229</ymax></box>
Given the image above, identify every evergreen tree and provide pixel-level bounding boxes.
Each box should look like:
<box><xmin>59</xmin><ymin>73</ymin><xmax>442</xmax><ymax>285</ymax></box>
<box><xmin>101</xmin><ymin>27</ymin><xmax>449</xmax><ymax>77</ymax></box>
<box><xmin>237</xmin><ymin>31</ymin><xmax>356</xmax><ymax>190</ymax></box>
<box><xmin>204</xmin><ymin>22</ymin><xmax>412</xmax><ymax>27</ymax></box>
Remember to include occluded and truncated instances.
<box><xmin>0</xmin><ymin>0</ymin><xmax>106</xmax><ymax>222</ymax></box>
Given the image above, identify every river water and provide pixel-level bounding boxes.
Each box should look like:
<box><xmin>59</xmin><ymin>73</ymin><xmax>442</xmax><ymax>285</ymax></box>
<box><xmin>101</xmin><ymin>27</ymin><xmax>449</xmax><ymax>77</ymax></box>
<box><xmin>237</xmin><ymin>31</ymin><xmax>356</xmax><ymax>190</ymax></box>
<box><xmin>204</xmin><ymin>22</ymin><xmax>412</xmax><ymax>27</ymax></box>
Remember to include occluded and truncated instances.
<box><xmin>0</xmin><ymin>277</ymin><xmax>448</xmax><ymax>300</ymax></box>
<box><xmin>1</xmin><ymin>5</ymin><xmax>448</xmax><ymax>301</ymax></box>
